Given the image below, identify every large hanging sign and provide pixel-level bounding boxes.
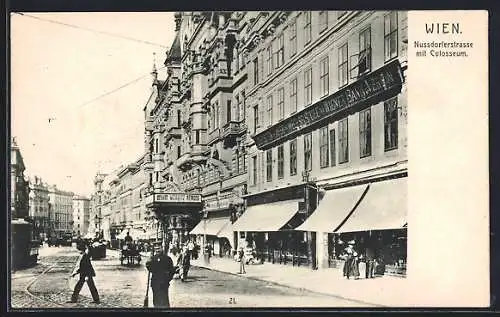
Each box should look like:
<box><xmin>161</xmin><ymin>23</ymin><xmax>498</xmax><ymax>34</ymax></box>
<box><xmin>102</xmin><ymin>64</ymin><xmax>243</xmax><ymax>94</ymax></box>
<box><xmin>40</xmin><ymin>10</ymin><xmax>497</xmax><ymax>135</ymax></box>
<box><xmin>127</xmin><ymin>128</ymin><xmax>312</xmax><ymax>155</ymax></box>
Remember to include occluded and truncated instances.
<box><xmin>253</xmin><ymin>59</ymin><xmax>404</xmax><ymax>150</ymax></box>
<box><xmin>154</xmin><ymin>193</ymin><xmax>202</xmax><ymax>203</ymax></box>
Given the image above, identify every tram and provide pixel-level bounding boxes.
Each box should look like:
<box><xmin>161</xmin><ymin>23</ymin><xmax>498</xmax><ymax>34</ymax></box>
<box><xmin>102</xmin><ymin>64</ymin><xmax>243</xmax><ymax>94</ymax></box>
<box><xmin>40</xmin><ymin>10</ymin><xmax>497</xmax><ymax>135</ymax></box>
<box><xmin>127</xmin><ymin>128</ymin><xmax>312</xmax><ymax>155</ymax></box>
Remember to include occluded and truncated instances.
<box><xmin>11</xmin><ymin>218</ymin><xmax>39</xmax><ymax>269</ymax></box>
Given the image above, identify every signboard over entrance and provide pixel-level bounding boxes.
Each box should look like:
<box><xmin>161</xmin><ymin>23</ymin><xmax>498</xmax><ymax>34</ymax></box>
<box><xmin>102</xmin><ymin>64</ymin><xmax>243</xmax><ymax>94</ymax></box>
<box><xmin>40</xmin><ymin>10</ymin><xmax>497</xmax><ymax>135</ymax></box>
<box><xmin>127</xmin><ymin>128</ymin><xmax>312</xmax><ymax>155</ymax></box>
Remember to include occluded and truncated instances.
<box><xmin>154</xmin><ymin>193</ymin><xmax>202</xmax><ymax>203</ymax></box>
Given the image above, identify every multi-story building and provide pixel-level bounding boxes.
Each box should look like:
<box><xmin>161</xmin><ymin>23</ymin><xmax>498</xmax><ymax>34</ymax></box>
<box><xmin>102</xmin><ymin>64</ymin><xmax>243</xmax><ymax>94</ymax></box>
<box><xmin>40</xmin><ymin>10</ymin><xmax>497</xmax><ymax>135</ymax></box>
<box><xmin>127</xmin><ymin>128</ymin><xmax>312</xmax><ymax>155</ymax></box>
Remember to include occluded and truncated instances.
<box><xmin>48</xmin><ymin>185</ymin><xmax>74</xmax><ymax>238</ymax></box>
<box><xmin>232</xmin><ymin>11</ymin><xmax>407</xmax><ymax>274</ymax></box>
<box><xmin>72</xmin><ymin>195</ymin><xmax>90</xmax><ymax>237</ymax></box>
<box><xmin>28</xmin><ymin>176</ymin><xmax>50</xmax><ymax>240</ymax></box>
<box><xmin>89</xmin><ymin>155</ymin><xmax>149</xmax><ymax>246</ymax></box>
<box><xmin>143</xmin><ymin>12</ymin><xmax>251</xmax><ymax>257</ymax></box>
<box><xmin>11</xmin><ymin>137</ymin><xmax>38</xmax><ymax>268</ymax></box>
<box><xmin>11</xmin><ymin>138</ymin><xmax>30</xmax><ymax>220</ymax></box>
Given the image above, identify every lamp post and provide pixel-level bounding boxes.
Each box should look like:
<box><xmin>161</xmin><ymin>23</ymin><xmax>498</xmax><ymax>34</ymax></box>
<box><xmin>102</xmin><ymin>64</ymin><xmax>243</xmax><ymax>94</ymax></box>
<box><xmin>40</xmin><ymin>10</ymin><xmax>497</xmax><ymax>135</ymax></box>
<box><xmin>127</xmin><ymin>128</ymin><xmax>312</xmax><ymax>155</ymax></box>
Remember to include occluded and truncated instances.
<box><xmin>302</xmin><ymin>170</ymin><xmax>316</xmax><ymax>270</ymax></box>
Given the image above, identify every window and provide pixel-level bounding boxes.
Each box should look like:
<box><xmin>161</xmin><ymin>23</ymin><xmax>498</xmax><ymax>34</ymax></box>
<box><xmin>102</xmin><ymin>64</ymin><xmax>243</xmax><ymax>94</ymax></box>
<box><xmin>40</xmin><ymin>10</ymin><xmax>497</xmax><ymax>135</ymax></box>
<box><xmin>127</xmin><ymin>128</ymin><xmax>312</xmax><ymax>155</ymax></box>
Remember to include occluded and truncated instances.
<box><xmin>320</xmin><ymin>56</ymin><xmax>329</xmax><ymax>97</ymax></box>
<box><xmin>267</xmin><ymin>95</ymin><xmax>273</xmax><ymax>126</ymax></box>
<box><xmin>195</xmin><ymin>130</ymin><xmax>200</xmax><ymax>144</ymax></box>
<box><xmin>289</xmin><ymin>19</ymin><xmax>297</xmax><ymax>56</ymax></box>
<box><xmin>359</xmin><ymin>109</ymin><xmax>372</xmax><ymax>158</ymax></box>
<box><xmin>358</xmin><ymin>27</ymin><xmax>372</xmax><ymax>74</ymax></box>
<box><xmin>384</xmin><ymin>98</ymin><xmax>399</xmax><ymax>151</ymax></box>
<box><xmin>235</xmin><ymin>95</ymin><xmax>240</xmax><ymax>121</ymax></box>
<box><xmin>330</xmin><ymin>129</ymin><xmax>336</xmax><ymax>166</ymax></box>
<box><xmin>266</xmin><ymin>46</ymin><xmax>273</xmax><ymax>76</ymax></box>
<box><xmin>304</xmin><ymin>68</ymin><xmax>313</xmax><ymax>106</ymax></box>
<box><xmin>276</xmin><ymin>33</ymin><xmax>285</xmax><ymax>68</ymax></box>
<box><xmin>304</xmin><ymin>133</ymin><xmax>312</xmax><ymax>171</ymax></box>
<box><xmin>290</xmin><ymin>78</ymin><xmax>297</xmax><ymax>113</ymax></box>
<box><xmin>149</xmin><ymin>173</ymin><xmax>153</xmax><ymax>186</ymax></box>
<box><xmin>177</xmin><ymin>110</ymin><xmax>182</xmax><ymax>127</ymax></box>
<box><xmin>227</xmin><ymin>100</ymin><xmax>232</xmax><ymax>123</ymax></box>
<box><xmin>277</xmin><ymin>145</ymin><xmax>284</xmax><ymax>179</ymax></box>
<box><xmin>241</xmin><ymin>90</ymin><xmax>246</xmax><ymax>119</ymax></box>
<box><xmin>155</xmin><ymin>138</ymin><xmax>159</xmax><ymax>153</ymax></box>
<box><xmin>304</xmin><ymin>11</ymin><xmax>312</xmax><ymax>45</ymax></box>
<box><xmin>320</xmin><ymin>127</ymin><xmax>329</xmax><ymax>168</ymax></box>
<box><xmin>384</xmin><ymin>12</ymin><xmax>398</xmax><ymax>61</ymax></box>
<box><xmin>290</xmin><ymin>139</ymin><xmax>297</xmax><ymax>175</ymax></box>
<box><xmin>253</xmin><ymin>105</ymin><xmax>259</xmax><ymax>133</ymax></box>
<box><xmin>266</xmin><ymin>149</ymin><xmax>273</xmax><ymax>182</ymax></box>
<box><xmin>319</xmin><ymin>11</ymin><xmax>328</xmax><ymax>32</ymax></box>
<box><xmin>177</xmin><ymin>145</ymin><xmax>181</xmax><ymax>159</ymax></box>
<box><xmin>338</xmin><ymin>118</ymin><xmax>349</xmax><ymax>163</ymax></box>
<box><xmin>253</xmin><ymin>58</ymin><xmax>259</xmax><ymax>84</ymax></box>
<box><xmin>338</xmin><ymin>44</ymin><xmax>348</xmax><ymax>87</ymax></box>
<box><xmin>278</xmin><ymin>88</ymin><xmax>285</xmax><ymax>120</ymax></box>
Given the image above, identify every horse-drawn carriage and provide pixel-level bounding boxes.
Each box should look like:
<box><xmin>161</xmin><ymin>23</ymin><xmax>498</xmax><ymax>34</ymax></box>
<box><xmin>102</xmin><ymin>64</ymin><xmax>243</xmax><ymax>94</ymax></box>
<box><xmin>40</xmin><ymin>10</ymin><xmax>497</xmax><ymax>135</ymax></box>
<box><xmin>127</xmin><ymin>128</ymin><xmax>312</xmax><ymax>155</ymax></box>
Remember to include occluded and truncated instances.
<box><xmin>120</xmin><ymin>244</ymin><xmax>141</xmax><ymax>266</ymax></box>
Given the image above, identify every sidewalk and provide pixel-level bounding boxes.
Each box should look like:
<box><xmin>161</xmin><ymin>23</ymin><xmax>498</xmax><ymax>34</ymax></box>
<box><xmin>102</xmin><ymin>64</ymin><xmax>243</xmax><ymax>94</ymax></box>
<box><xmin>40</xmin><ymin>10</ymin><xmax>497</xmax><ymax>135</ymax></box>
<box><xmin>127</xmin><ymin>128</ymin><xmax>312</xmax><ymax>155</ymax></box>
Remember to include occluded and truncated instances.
<box><xmin>191</xmin><ymin>256</ymin><xmax>411</xmax><ymax>307</ymax></box>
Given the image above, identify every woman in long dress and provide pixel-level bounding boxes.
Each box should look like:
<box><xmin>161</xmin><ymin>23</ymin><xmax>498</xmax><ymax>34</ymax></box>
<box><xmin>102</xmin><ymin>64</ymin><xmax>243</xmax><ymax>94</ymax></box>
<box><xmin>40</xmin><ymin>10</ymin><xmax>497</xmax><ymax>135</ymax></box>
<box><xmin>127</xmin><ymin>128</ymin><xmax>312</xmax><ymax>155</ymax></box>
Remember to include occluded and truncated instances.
<box><xmin>343</xmin><ymin>243</ymin><xmax>360</xmax><ymax>279</ymax></box>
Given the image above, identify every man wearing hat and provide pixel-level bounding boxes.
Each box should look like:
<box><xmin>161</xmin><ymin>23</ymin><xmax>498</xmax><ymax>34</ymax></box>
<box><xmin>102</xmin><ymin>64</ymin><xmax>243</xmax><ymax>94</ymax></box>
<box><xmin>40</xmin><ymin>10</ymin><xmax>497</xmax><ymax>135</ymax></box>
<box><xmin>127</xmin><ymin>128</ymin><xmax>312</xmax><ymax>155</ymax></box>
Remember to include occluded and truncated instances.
<box><xmin>146</xmin><ymin>241</ymin><xmax>175</xmax><ymax>307</ymax></box>
<box><xmin>69</xmin><ymin>243</ymin><xmax>100</xmax><ymax>304</ymax></box>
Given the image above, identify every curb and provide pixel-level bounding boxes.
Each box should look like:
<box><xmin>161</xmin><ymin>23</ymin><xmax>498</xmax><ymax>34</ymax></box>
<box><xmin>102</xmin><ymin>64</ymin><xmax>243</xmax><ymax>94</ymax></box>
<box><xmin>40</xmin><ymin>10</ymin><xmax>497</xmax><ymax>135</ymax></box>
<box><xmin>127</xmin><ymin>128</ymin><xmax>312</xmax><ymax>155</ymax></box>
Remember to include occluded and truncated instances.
<box><xmin>192</xmin><ymin>265</ymin><xmax>385</xmax><ymax>307</ymax></box>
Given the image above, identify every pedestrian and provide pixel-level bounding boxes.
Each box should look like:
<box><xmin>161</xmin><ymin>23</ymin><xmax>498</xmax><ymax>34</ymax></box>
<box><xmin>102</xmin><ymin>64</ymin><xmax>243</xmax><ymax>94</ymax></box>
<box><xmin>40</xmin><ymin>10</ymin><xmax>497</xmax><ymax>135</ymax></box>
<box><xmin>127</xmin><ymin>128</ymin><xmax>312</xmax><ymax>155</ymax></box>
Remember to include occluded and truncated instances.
<box><xmin>145</xmin><ymin>242</ymin><xmax>175</xmax><ymax>308</ymax></box>
<box><xmin>68</xmin><ymin>243</ymin><xmax>100</xmax><ymax>304</ymax></box>
<box><xmin>343</xmin><ymin>241</ymin><xmax>360</xmax><ymax>280</ymax></box>
<box><xmin>365</xmin><ymin>242</ymin><xmax>376</xmax><ymax>279</ymax></box>
<box><xmin>238</xmin><ymin>247</ymin><xmax>246</xmax><ymax>274</ymax></box>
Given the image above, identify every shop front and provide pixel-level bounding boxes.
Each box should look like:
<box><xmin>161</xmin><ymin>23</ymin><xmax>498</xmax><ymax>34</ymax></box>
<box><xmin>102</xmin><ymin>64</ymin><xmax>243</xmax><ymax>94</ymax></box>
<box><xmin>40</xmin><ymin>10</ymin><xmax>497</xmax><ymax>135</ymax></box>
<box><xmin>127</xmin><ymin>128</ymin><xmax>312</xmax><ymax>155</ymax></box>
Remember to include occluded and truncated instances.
<box><xmin>235</xmin><ymin>184</ymin><xmax>317</xmax><ymax>268</ymax></box>
<box><xmin>189</xmin><ymin>213</ymin><xmax>233</xmax><ymax>258</ymax></box>
<box><xmin>296</xmin><ymin>175</ymin><xmax>407</xmax><ymax>276</ymax></box>
<box><xmin>145</xmin><ymin>191</ymin><xmax>202</xmax><ymax>253</ymax></box>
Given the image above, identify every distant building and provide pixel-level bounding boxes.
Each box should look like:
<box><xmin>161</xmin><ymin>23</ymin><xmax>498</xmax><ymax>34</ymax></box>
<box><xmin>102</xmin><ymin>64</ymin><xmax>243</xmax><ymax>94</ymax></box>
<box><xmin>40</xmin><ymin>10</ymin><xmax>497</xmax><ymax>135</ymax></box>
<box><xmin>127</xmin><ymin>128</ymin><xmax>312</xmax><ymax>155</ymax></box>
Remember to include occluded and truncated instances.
<box><xmin>11</xmin><ymin>137</ymin><xmax>38</xmax><ymax>268</ymax></box>
<box><xmin>48</xmin><ymin>185</ymin><xmax>74</xmax><ymax>237</ymax></box>
<box><xmin>72</xmin><ymin>195</ymin><xmax>90</xmax><ymax>237</ymax></box>
<box><xmin>28</xmin><ymin>176</ymin><xmax>50</xmax><ymax>240</ymax></box>
<box><xmin>11</xmin><ymin>138</ymin><xmax>30</xmax><ymax>219</ymax></box>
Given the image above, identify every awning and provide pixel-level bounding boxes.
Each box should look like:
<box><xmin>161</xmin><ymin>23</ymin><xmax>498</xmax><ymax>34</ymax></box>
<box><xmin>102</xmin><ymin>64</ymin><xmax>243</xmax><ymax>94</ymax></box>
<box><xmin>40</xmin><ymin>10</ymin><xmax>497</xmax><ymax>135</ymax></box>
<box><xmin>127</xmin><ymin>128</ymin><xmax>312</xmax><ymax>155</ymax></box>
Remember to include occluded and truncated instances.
<box><xmin>295</xmin><ymin>184</ymin><xmax>368</xmax><ymax>232</ymax></box>
<box><xmin>189</xmin><ymin>217</ymin><xmax>230</xmax><ymax>236</ymax></box>
<box><xmin>231</xmin><ymin>200</ymin><xmax>300</xmax><ymax>232</ymax></box>
<box><xmin>335</xmin><ymin>177</ymin><xmax>407</xmax><ymax>233</ymax></box>
<box><xmin>217</xmin><ymin>222</ymin><xmax>235</xmax><ymax>246</ymax></box>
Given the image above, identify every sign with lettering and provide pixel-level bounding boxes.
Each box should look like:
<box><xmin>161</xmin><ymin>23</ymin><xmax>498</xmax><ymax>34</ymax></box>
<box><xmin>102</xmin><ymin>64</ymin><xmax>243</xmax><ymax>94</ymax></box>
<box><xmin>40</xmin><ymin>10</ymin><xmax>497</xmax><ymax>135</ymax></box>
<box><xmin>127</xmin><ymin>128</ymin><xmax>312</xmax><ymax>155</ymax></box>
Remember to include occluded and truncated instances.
<box><xmin>154</xmin><ymin>193</ymin><xmax>202</xmax><ymax>203</ymax></box>
<box><xmin>253</xmin><ymin>60</ymin><xmax>404</xmax><ymax>150</ymax></box>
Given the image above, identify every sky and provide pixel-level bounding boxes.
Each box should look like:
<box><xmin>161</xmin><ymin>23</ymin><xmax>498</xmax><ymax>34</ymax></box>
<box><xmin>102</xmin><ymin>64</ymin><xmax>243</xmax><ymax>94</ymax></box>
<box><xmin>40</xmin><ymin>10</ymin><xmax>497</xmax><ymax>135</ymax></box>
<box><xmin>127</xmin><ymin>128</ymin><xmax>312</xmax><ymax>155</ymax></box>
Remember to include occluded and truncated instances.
<box><xmin>11</xmin><ymin>12</ymin><xmax>175</xmax><ymax>196</ymax></box>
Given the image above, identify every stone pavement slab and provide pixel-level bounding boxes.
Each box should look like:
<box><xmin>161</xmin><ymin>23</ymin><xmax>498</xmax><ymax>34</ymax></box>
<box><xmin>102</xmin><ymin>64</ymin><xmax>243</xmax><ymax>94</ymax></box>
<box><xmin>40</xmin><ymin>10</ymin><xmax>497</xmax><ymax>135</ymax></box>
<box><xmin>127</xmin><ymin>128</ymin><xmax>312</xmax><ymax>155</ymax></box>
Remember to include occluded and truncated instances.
<box><xmin>191</xmin><ymin>256</ymin><xmax>411</xmax><ymax>307</ymax></box>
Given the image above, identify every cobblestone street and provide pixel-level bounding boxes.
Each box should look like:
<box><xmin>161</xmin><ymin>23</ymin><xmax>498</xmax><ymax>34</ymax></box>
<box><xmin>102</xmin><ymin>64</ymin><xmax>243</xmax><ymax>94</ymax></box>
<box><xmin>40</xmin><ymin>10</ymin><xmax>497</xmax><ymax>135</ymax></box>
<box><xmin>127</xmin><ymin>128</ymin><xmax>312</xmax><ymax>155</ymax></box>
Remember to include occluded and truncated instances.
<box><xmin>11</xmin><ymin>246</ymin><xmax>367</xmax><ymax>309</ymax></box>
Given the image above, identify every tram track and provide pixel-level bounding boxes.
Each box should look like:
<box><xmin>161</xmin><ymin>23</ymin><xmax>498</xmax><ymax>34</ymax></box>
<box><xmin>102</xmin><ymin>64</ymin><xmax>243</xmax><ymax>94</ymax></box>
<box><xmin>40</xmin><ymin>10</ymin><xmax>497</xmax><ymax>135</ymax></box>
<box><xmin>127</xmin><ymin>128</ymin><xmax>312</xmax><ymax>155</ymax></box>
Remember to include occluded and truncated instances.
<box><xmin>20</xmin><ymin>256</ymin><xmax>120</xmax><ymax>309</ymax></box>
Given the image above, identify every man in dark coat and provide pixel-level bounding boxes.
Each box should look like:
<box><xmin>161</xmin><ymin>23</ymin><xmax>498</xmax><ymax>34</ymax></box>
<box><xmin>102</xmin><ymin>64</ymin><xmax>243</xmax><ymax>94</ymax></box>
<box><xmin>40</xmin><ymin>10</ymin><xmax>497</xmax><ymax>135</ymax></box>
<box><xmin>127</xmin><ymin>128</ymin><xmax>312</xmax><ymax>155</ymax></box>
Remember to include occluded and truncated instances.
<box><xmin>365</xmin><ymin>242</ymin><xmax>376</xmax><ymax>279</ymax></box>
<box><xmin>69</xmin><ymin>243</ymin><xmax>100</xmax><ymax>303</ymax></box>
<box><xmin>146</xmin><ymin>244</ymin><xmax>175</xmax><ymax>308</ymax></box>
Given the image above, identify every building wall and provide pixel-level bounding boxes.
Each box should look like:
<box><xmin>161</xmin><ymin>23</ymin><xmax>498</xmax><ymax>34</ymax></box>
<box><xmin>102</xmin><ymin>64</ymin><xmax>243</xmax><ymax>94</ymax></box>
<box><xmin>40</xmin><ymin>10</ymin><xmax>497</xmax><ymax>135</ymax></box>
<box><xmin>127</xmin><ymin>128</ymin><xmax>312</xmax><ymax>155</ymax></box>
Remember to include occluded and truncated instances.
<box><xmin>72</xmin><ymin>197</ymin><xmax>90</xmax><ymax>237</ymax></box>
<box><xmin>11</xmin><ymin>140</ymin><xmax>30</xmax><ymax>219</ymax></box>
<box><xmin>29</xmin><ymin>177</ymin><xmax>50</xmax><ymax>238</ymax></box>
<box><xmin>48</xmin><ymin>186</ymin><xmax>74</xmax><ymax>234</ymax></box>
<box><xmin>243</xmin><ymin>11</ymin><xmax>408</xmax><ymax>194</ymax></box>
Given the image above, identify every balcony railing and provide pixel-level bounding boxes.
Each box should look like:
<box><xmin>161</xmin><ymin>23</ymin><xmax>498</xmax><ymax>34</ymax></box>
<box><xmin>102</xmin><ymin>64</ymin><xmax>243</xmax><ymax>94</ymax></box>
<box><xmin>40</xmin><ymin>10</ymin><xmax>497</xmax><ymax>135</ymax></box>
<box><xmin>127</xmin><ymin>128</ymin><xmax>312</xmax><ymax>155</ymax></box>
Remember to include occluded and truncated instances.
<box><xmin>221</xmin><ymin>120</ymin><xmax>246</xmax><ymax>139</ymax></box>
<box><xmin>207</xmin><ymin>128</ymin><xmax>220</xmax><ymax>145</ymax></box>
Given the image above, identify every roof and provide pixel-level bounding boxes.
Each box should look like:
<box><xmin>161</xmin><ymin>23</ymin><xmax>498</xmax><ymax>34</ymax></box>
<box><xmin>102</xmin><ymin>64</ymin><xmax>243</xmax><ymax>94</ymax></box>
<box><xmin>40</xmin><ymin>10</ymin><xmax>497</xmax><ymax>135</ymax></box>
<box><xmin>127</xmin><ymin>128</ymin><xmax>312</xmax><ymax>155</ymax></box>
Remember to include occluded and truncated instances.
<box><xmin>165</xmin><ymin>31</ymin><xmax>181</xmax><ymax>64</ymax></box>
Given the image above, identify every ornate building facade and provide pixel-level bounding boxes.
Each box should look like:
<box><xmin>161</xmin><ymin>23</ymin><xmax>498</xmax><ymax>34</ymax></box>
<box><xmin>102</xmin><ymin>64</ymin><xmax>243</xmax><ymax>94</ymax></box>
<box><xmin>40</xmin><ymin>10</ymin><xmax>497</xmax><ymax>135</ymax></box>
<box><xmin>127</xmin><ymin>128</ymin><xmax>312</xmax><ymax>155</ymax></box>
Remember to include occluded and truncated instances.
<box><xmin>28</xmin><ymin>176</ymin><xmax>50</xmax><ymax>240</ymax></box>
<box><xmin>47</xmin><ymin>185</ymin><xmax>74</xmax><ymax>237</ymax></box>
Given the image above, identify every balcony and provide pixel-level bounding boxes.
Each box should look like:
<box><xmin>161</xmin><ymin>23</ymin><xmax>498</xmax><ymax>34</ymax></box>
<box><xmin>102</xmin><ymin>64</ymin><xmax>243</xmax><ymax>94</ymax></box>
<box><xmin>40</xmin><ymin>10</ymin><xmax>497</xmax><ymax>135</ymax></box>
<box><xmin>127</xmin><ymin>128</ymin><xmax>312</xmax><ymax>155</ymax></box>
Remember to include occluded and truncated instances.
<box><xmin>207</xmin><ymin>128</ymin><xmax>220</xmax><ymax>146</ymax></box>
<box><xmin>221</xmin><ymin>120</ymin><xmax>246</xmax><ymax>139</ymax></box>
<box><xmin>191</xmin><ymin>144</ymin><xmax>209</xmax><ymax>157</ymax></box>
